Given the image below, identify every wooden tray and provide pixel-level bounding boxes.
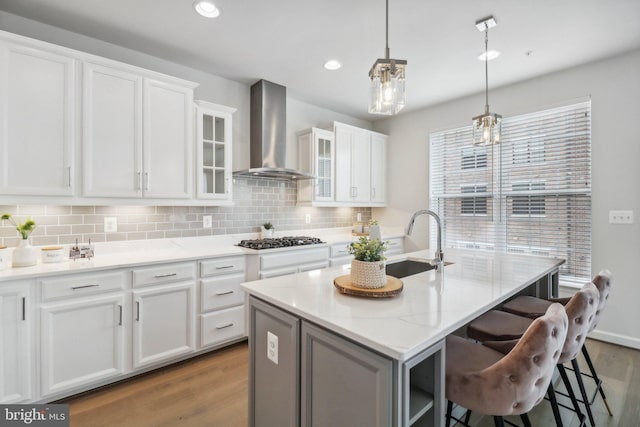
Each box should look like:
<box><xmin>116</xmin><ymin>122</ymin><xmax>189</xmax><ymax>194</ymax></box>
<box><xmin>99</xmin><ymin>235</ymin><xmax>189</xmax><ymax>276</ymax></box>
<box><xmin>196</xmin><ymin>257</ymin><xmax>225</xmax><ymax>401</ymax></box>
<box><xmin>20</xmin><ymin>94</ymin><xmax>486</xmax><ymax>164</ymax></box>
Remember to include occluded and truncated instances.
<box><xmin>333</xmin><ymin>275</ymin><xmax>403</xmax><ymax>298</ymax></box>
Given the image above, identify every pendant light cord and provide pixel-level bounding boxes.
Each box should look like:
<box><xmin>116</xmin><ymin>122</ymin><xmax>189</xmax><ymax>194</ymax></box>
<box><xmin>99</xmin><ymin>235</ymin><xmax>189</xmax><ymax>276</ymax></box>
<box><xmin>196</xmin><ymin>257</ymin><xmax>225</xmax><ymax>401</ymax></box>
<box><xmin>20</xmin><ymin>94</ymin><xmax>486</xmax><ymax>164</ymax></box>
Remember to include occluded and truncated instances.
<box><xmin>484</xmin><ymin>24</ymin><xmax>489</xmax><ymax>114</ymax></box>
<box><xmin>385</xmin><ymin>0</ymin><xmax>390</xmax><ymax>59</ymax></box>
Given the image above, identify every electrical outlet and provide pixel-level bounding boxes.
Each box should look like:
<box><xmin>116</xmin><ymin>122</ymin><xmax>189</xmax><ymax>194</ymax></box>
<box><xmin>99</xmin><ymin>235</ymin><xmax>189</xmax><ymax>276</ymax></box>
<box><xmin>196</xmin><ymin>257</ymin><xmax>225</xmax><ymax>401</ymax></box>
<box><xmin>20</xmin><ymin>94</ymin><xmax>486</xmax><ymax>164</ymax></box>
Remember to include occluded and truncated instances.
<box><xmin>267</xmin><ymin>331</ymin><xmax>278</xmax><ymax>365</ymax></box>
<box><xmin>104</xmin><ymin>217</ymin><xmax>117</xmax><ymax>233</ymax></box>
<box><xmin>305</xmin><ymin>214</ymin><xmax>311</xmax><ymax>224</ymax></box>
<box><xmin>356</xmin><ymin>212</ymin><xmax>362</xmax><ymax>222</ymax></box>
<box><xmin>203</xmin><ymin>215</ymin><xmax>212</xmax><ymax>228</ymax></box>
<box><xmin>609</xmin><ymin>210</ymin><xmax>634</xmax><ymax>224</ymax></box>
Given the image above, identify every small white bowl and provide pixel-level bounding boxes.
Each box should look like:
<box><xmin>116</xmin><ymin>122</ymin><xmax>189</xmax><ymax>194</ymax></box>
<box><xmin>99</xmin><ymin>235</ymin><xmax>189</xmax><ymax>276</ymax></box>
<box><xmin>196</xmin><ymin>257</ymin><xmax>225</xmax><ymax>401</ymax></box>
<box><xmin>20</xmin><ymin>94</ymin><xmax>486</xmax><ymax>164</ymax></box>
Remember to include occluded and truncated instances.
<box><xmin>41</xmin><ymin>246</ymin><xmax>66</xmax><ymax>263</ymax></box>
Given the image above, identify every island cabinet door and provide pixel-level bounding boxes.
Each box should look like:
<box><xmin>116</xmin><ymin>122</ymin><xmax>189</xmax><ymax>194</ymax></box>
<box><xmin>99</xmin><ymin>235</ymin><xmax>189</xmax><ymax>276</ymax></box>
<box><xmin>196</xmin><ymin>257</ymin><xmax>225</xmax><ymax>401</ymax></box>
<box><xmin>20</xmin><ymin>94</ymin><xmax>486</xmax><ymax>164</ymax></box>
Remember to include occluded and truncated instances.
<box><xmin>301</xmin><ymin>321</ymin><xmax>393</xmax><ymax>427</ymax></box>
<box><xmin>249</xmin><ymin>297</ymin><xmax>300</xmax><ymax>427</ymax></box>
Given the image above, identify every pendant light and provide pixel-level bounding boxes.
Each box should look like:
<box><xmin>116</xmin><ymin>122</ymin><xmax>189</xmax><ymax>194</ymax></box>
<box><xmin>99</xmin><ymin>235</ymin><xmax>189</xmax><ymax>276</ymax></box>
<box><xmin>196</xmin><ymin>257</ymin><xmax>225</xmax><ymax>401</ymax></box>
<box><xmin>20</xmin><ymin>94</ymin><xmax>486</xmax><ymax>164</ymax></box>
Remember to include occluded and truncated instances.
<box><xmin>472</xmin><ymin>16</ymin><xmax>501</xmax><ymax>145</ymax></box>
<box><xmin>368</xmin><ymin>0</ymin><xmax>407</xmax><ymax>115</ymax></box>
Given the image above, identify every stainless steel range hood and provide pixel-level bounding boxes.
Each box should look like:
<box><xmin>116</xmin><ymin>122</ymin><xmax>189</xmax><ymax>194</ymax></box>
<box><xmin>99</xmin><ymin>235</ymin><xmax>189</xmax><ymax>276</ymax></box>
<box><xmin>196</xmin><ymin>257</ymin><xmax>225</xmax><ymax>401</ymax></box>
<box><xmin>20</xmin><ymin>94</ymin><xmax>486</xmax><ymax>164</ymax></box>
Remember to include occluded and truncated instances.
<box><xmin>233</xmin><ymin>80</ymin><xmax>315</xmax><ymax>180</ymax></box>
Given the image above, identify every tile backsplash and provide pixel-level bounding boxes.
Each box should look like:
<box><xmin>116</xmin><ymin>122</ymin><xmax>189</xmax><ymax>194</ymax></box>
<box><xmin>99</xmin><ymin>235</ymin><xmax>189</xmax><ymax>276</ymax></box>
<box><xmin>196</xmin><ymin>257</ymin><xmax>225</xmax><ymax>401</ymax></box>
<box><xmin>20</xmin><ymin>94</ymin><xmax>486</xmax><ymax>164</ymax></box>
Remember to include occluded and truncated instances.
<box><xmin>0</xmin><ymin>177</ymin><xmax>371</xmax><ymax>247</ymax></box>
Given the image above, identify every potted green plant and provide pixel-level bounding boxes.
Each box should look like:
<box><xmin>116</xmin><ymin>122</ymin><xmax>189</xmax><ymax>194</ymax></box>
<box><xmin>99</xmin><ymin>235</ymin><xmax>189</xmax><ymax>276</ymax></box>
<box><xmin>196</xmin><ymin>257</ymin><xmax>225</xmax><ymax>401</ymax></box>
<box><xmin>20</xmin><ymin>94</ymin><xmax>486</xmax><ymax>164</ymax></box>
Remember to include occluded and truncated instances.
<box><xmin>1</xmin><ymin>213</ymin><xmax>38</xmax><ymax>267</ymax></box>
<box><xmin>261</xmin><ymin>221</ymin><xmax>274</xmax><ymax>239</ymax></box>
<box><xmin>348</xmin><ymin>236</ymin><xmax>388</xmax><ymax>288</ymax></box>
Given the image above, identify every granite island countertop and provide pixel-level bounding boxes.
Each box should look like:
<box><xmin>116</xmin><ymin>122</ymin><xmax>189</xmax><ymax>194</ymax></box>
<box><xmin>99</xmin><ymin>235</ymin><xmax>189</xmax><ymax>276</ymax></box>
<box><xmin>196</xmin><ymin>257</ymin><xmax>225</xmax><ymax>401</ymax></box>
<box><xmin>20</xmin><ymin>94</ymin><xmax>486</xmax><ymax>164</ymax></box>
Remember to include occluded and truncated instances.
<box><xmin>241</xmin><ymin>248</ymin><xmax>564</xmax><ymax>361</ymax></box>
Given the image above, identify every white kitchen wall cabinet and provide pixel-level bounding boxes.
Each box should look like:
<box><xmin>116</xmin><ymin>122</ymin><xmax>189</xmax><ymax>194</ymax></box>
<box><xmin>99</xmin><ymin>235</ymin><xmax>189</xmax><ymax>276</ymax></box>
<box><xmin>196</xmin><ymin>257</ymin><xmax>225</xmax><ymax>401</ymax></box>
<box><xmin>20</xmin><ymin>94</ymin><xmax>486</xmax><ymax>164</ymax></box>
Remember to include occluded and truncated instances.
<box><xmin>334</xmin><ymin>122</ymin><xmax>387</xmax><ymax>206</ymax></box>
<box><xmin>132</xmin><ymin>262</ymin><xmax>196</xmax><ymax>369</ymax></box>
<box><xmin>0</xmin><ymin>281</ymin><xmax>32</xmax><ymax>403</ymax></box>
<box><xmin>0</xmin><ymin>38</ymin><xmax>76</xmax><ymax>196</ymax></box>
<box><xmin>195</xmin><ymin>101</ymin><xmax>235</xmax><ymax>202</ymax></box>
<box><xmin>39</xmin><ymin>271</ymin><xmax>128</xmax><ymax>398</ymax></box>
<box><xmin>297</xmin><ymin>128</ymin><xmax>335</xmax><ymax>206</ymax></box>
<box><xmin>83</xmin><ymin>60</ymin><xmax>196</xmax><ymax>199</ymax></box>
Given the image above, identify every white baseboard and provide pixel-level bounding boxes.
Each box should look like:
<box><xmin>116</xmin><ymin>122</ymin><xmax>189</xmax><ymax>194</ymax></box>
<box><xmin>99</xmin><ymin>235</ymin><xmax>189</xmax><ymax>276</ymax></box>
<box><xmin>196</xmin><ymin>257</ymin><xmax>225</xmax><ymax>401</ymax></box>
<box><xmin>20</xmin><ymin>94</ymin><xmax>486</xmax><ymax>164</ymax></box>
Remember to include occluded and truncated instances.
<box><xmin>588</xmin><ymin>329</ymin><xmax>640</xmax><ymax>350</ymax></box>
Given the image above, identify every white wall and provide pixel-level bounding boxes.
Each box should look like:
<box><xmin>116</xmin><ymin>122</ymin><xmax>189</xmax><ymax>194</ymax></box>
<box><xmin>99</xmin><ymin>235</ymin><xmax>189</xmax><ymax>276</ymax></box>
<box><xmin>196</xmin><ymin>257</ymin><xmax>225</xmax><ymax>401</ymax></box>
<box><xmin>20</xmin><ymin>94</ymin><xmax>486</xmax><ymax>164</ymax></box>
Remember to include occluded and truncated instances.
<box><xmin>0</xmin><ymin>11</ymin><xmax>370</xmax><ymax>173</ymax></box>
<box><xmin>373</xmin><ymin>49</ymin><xmax>640</xmax><ymax>349</ymax></box>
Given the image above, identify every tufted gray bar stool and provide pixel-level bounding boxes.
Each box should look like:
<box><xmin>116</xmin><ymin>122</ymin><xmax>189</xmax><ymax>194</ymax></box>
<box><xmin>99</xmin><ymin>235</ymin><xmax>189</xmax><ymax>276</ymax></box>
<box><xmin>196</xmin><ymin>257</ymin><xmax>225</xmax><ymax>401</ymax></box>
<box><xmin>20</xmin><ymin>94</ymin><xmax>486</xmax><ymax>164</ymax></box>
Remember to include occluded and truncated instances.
<box><xmin>445</xmin><ymin>303</ymin><xmax>568</xmax><ymax>427</ymax></box>
<box><xmin>466</xmin><ymin>281</ymin><xmax>600</xmax><ymax>427</ymax></box>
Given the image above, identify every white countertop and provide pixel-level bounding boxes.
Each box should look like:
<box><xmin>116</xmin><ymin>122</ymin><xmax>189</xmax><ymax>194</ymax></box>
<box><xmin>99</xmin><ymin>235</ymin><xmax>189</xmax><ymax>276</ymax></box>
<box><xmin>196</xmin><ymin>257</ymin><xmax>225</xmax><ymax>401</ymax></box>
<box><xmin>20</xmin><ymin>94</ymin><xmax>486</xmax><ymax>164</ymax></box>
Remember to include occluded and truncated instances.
<box><xmin>0</xmin><ymin>227</ymin><xmax>405</xmax><ymax>282</ymax></box>
<box><xmin>241</xmin><ymin>248</ymin><xmax>564</xmax><ymax>361</ymax></box>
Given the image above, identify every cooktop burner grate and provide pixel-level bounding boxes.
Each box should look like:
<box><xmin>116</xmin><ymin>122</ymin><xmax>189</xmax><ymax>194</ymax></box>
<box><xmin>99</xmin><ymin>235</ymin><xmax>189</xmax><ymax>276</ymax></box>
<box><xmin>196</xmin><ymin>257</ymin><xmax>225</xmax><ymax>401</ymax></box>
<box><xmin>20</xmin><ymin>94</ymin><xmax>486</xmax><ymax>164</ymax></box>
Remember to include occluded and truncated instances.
<box><xmin>237</xmin><ymin>236</ymin><xmax>324</xmax><ymax>250</ymax></box>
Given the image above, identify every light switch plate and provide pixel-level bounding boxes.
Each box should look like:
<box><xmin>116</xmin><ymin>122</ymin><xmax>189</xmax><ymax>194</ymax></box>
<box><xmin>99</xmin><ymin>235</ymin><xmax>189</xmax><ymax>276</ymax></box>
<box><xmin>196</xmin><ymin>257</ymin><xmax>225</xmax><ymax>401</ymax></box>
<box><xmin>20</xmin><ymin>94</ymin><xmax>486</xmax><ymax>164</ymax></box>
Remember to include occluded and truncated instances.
<box><xmin>203</xmin><ymin>215</ymin><xmax>212</xmax><ymax>228</ymax></box>
<box><xmin>267</xmin><ymin>331</ymin><xmax>278</xmax><ymax>365</ymax></box>
<box><xmin>305</xmin><ymin>214</ymin><xmax>311</xmax><ymax>224</ymax></box>
<box><xmin>609</xmin><ymin>210</ymin><xmax>634</xmax><ymax>224</ymax></box>
<box><xmin>104</xmin><ymin>217</ymin><xmax>117</xmax><ymax>233</ymax></box>
<box><xmin>356</xmin><ymin>212</ymin><xmax>362</xmax><ymax>222</ymax></box>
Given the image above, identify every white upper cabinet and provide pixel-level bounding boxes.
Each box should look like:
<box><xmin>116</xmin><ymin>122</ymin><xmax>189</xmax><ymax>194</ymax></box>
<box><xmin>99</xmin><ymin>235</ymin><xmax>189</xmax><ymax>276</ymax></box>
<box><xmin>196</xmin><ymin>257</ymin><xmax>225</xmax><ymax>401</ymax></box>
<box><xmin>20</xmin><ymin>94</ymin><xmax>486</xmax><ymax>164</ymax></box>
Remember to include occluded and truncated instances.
<box><xmin>83</xmin><ymin>61</ymin><xmax>195</xmax><ymax>199</ymax></box>
<box><xmin>297</xmin><ymin>128</ymin><xmax>335</xmax><ymax>206</ymax></box>
<box><xmin>334</xmin><ymin>122</ymin><xmax>386</xmax><ymax>206</ymax></box>
<box><xmin>195</xmin><ymin>100</ymin><xmax>235</xmax><ymax>202</ymax></box>
<box><xmin>0</xmin><ymin>39</ymin><xmax>76</xmax><ymax>196</ymax></box>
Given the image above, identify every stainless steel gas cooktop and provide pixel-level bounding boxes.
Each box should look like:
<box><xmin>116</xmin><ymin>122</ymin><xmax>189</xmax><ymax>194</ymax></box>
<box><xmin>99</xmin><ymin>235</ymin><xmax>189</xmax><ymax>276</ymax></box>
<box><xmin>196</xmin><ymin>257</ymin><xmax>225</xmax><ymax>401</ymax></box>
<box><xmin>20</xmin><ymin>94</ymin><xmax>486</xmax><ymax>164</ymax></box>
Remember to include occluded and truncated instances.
<box><xmin>237</xmin><ymin>236</ymin><xmax>324</xmax><ymax>250</ymax></box>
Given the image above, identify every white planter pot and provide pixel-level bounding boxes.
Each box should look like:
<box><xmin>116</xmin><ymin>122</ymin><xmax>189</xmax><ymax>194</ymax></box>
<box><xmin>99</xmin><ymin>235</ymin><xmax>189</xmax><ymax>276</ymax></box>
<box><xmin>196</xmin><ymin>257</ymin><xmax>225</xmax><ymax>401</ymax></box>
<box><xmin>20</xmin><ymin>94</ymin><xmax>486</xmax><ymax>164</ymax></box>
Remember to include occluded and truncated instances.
<box><xmin>350</xmin><ymin>259</ymin><xmax>387</xmax><ymax>289</ymax></box>
<box><xmin>12</xmin><ymin>239</ymin><xmax>38</xmax><ymax>268</ymax></box>
<box><xmin>261</xmin><ymin>227</ymin><xmax>274</xmax><ymax>239</ymax></box>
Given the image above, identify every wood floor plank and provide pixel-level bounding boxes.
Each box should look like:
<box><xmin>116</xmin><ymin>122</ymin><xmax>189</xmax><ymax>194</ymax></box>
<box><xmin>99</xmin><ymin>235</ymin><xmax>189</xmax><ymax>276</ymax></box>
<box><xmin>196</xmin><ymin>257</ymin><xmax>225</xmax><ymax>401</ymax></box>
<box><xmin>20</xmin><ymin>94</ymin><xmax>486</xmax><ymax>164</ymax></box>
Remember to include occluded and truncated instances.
<box><xmin>60</xmin><ymin>338</ymin><xmax>638</xmax><ymax>427</ymax></box>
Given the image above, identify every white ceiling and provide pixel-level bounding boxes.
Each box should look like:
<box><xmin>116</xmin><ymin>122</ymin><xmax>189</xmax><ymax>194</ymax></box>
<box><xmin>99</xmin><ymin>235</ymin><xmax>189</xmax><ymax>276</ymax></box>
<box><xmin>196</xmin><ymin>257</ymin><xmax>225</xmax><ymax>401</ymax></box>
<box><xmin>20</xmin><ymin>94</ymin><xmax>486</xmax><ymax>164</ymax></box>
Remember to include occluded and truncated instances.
<box><xmin>1</xmin><ymin>0</ymin><xmax>639</xmax><ymax>121</ymax></box>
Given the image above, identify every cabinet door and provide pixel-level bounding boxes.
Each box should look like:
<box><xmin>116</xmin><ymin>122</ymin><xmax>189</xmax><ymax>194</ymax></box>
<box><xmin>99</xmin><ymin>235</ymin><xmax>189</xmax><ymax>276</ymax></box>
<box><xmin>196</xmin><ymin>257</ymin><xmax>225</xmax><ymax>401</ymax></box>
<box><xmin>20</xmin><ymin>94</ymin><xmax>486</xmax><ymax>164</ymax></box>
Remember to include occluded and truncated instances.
<box><xmin>0</xmin><ymin>282</ymin><xmax>31</xmax><ymax>403</ymax></box>
<box><xmin>370</xmin><ymin>133</ymin><xmax>387</xmax><ymax>204</ymax></box>
<box><xmin>83</xmin><ymin>62</ymin><xmax>143</xmax><ymax>197</ymax></box>
<box><xmin>334</xmin><ymin>125</ymin><xmax>354</xmax><ymax>202</ymax></box>
<box><xmin>301</xmin><ymin>321</ymin><xmax>392</xmax><ymax>427</ymax></box>
<box><xmin>143</xmin><ymin>79</ymin><xmax>193</xmax><ymax>198</ymax></box>
<box><xmin>0</xmin><ymin>42</ymin><xmax>75</xmax><ymax>196</ymax></box>
<box><xmin>40</xmin><ymin>294</ymin><xmax>125</xmax><ymax>397</ymax></box>
<box><xmin>314</xmin><ymin>129</ymin><xmax>334</xmax><ymax>201</ymax></box>
<box><xmin>196</xmin><ymin>102</ymin><xmax>235</xmax><ymax>200</ymax></box>
<box><xmin>133</xmin><ymin>282</ymin><xmax>195</xmax><ymax>369</ymax></box>
<box><xmin>351</xmin><ymin>129</ymin><xmax>371</xmax><ymax>203</ymax></box>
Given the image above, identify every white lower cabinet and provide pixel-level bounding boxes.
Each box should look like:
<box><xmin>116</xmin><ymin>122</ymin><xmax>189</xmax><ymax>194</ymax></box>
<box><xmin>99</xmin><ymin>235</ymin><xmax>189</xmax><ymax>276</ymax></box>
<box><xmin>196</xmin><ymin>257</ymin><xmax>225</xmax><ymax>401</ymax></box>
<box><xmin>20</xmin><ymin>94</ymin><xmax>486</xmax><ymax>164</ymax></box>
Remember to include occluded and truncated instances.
<box><xmin>133</xmin><ymin>282</ymin><xmax>196</xmax><ymax>369</ymax></box>
<box><xmin>40</xmin><ymin>293</ymin><xmax>125</xmax><ymax>397</ymax></box>
<box><xmin>0</xmin><ymin>281</ymin><xmax>32</xmax><ymax>403</ymax></box>
<box><xmin>252</xmin><ymin>247</ymin><xmax>330</xmax><ymax>279</ymax></box>
<box><xmin>200</xmin><ymin>305</ymin><xmax>245</xmax><ymax>348</ymax></box>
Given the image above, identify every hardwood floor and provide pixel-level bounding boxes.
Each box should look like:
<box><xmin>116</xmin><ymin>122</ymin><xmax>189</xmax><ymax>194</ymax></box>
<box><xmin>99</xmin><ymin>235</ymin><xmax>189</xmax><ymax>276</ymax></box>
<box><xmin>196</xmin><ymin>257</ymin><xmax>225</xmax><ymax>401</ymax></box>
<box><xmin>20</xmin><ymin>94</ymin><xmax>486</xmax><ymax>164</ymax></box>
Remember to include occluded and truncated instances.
<box><xmin>61</xmin><ymin>339</ymin><xmax>639</xmax><ymax>427</ymax></box>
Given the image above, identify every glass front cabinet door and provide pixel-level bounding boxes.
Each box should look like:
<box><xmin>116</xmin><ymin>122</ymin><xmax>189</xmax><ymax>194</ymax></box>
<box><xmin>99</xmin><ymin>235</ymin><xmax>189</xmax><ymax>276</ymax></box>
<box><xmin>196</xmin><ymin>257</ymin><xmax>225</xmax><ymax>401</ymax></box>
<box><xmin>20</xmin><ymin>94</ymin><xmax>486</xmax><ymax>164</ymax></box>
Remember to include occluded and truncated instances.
<box><xmin>195</xmin><ymin>101</ymin><xmax>236</xmax><ymax>201</ymax></box>
<box><xmin>297</xmin><ymin>128</ymin><xmax>335</xmax><ymax>206</ymax></box>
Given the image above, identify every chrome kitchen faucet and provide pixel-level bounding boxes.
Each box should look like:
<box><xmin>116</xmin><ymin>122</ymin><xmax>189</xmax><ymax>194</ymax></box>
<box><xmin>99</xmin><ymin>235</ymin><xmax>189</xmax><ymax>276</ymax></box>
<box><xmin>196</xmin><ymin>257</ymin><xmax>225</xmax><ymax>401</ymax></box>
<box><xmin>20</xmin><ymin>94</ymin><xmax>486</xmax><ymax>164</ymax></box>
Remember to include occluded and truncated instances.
<box><xmin>406</xmin><ymin>210</ymin><xmax>444</xmax><ymax>271</ymax></box>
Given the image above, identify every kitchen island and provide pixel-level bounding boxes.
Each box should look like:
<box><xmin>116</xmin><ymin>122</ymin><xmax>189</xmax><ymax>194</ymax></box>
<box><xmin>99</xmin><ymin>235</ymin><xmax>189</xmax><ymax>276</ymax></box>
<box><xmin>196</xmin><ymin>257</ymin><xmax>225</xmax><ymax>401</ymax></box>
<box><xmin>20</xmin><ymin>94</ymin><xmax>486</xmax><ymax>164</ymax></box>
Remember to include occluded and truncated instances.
<box><xmin>241</xmin><ymin>248</ymin><xmax>564</xmax><ymax>427</ymax></box>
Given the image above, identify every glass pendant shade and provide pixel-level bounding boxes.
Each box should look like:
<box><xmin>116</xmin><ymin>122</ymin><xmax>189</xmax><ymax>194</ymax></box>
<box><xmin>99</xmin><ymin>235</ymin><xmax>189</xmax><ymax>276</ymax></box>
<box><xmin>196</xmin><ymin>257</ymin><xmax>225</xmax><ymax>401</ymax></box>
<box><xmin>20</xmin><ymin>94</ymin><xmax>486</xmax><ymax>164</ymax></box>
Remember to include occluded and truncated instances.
<box><xmin>368</xmin><ymin>59</ymin><xmax>407</xmax><ymax>115</ymax></box>
<box><xmin>472</xmin><ymin>112</ymin><xmax>502</xmax><ymax>146</ymax></box>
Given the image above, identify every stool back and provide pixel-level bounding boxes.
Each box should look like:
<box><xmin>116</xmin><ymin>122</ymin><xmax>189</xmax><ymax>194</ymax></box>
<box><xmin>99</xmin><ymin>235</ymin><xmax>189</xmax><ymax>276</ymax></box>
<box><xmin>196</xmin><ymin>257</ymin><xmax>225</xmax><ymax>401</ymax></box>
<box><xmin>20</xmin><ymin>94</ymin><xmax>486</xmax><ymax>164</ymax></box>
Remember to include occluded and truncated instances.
<box><xmin>558</xmin><ymin>282</ymin><xmax>599</xmax><ymax>363</ymax></box>
<box><xmin>589</xmin><ymin>269</ymin><xmax>613</xmax><ymax>332</ymax></box>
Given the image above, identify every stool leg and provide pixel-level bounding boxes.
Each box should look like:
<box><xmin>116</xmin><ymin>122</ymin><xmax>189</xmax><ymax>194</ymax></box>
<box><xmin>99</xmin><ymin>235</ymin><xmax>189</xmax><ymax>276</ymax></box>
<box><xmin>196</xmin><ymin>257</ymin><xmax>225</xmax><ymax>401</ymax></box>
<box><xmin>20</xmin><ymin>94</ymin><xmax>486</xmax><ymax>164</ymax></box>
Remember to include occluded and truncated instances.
<box><xmin>571</xmin><ymin>358</ymin><xmax>596</xmax><ymax>427</ymax></box>
<box><xmin>446</xmin><ymin>400</ymin><xmax>453</xmax><ymax>426</ymax></box>
<box><xmin>493</xmin><ymin>416</ymin><xmax>505</xmax><ymax>427</ymax></box>
<box><xmin>547</xmin><ymin>382</ymin><xmax>564</xmax><ymax>427</ymax></box>
<box><xmin>463</xmin><ymin>409</ymin><xmax>472</xmax><ymax>425</ymax></box>
<box><xmin>520</xmin><ymin>413</ymin><xmax>532</xmax><ymax>427</ymax></box>
<box><xmin>558</xmin><ymin>364</ymin><xmax>586</xmax><ymax>426</ymax></box>
<box><xmin>582</xmin><ymin>344</ymin><xmax>613</xmax><ymax>416</ymax></box>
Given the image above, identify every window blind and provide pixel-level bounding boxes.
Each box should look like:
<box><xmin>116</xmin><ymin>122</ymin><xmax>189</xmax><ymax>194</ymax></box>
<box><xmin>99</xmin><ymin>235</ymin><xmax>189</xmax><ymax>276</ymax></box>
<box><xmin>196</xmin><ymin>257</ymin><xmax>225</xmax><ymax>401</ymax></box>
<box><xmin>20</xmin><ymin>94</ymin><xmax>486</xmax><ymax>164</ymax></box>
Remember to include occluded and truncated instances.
<box><xmin>429</xmin><ymin>101</ymin><xmax>591</xmax><ymax>284</ymax></box>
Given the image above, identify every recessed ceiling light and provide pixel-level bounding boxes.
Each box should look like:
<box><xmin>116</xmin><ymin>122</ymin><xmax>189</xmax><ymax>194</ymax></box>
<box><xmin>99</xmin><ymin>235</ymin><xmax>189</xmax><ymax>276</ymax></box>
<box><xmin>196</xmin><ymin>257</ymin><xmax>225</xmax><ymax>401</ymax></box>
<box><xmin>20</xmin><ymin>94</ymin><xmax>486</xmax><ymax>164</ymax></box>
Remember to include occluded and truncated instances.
<box><xmin>323</xmin><ymin>60</ymin><xmax>342</xmax><ymax>71</ymax></box>
<box><xmin>193</xmin><ymin>0</ymin><xmax>220</xmax><ymax>18</ymax></box>
<box><xmin>477</xmin><ymin>50</ymin><xmax>501</xmax><ymax>61</ymax></box>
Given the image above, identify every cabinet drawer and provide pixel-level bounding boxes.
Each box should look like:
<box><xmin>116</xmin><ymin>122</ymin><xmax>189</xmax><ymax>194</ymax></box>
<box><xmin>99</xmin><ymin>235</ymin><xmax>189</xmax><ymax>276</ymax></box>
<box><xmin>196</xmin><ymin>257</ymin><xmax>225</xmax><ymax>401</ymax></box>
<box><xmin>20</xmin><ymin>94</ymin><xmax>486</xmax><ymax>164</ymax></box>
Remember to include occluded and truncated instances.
<box><xmin>200</xmin><ymin>256</ymin><xmax>246</xmax><ymax>278</ymax></box>
<box><xmin>330</xmin><ymin>242</ymin><xmax>351</xmax><ymax>258</ymax></box>
<box><xmin>200</xmin><ymin>306</ymin><xmax>245</xmax><ymax>348</ymax></box>
<box><xmin>386</xmin><ymin>237</ymin><xmax>404</xmax><ymax>255</ymax></box>
<box><xmin>133</xmin><ymin>262</ymin><xmax>196</xmax><ymax>288</ymax></box>
<box><xmin>201</xmin><ymin>274</ymin><xmax>245</xmax><ymax>312</ymax></box>
<box><xmin>260</xmin><ymin>247</ymin><xmax>329</xmax><ymax>271</ymax></box>
<box><xmin>40</xmin><ymin>271</ymin><xmax>127</xmax><ymax>301</ymax></box>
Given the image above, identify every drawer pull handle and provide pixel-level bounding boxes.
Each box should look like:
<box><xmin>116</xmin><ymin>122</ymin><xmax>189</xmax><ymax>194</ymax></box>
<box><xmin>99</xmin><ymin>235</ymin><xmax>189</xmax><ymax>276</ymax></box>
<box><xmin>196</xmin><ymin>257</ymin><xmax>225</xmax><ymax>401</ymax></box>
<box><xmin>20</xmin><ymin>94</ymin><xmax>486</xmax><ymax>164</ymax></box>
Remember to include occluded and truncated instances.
<box><xmin>337</xmin><ymin>250</ymin><xmax>348</xmax><ymax>253</ymax></box>
<box><xmin>71</xmin><ymin>284</ymin><xmax>100</xmax><ymax>290</ymax></box>
<box><xmin>215</xmin><ymin>290</ymin><xmax>234</xmax><ymax>296</ymax></box>
<box><xmin>136</xmin><ymin>301</ymin><xmax>140</xmax><ymax>321</ymax></box>
<box><xmin>216</xmin><ymin>323</ymin><xmax>234</xmax><ymax>330</ymax></box>
<box><xmin>154</xmin><ymin>273</ymin><xmax>177</xmax><ymax>278</ymax></box>
<box><xmin>22</xmin><ymin>297</ymin><xmax>26</xmax><ymax>321</ymax></box>
<box><xmin>118</xmin><ymin>305</ymin><xmax>123</xmax><ymax>326</ymax></box>
<box><xmin>215</xmin><ymin>265</ymin><xmax>234</xmax><ymax>270</ymax></box>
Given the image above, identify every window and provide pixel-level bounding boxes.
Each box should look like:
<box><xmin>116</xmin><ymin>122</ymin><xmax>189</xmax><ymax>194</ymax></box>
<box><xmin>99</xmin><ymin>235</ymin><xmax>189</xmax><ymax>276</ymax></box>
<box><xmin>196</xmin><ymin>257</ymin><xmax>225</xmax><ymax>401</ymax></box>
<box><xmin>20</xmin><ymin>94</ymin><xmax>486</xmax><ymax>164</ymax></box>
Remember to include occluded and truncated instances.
<box><xmin>429</xmin><ymin>101</ymin><xmax>591</xmax><ymax>285</ymax></box>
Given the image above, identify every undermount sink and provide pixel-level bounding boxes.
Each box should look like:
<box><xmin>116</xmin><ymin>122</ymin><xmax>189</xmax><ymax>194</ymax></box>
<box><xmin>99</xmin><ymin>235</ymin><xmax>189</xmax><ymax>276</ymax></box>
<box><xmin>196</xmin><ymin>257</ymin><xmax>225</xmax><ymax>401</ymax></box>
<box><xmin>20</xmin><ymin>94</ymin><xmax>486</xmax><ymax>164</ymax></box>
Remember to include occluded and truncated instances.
<box><xmin>386</xmin><ymin>259</ymin><xmax>452</xmax><ymax>278</ymax></box>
